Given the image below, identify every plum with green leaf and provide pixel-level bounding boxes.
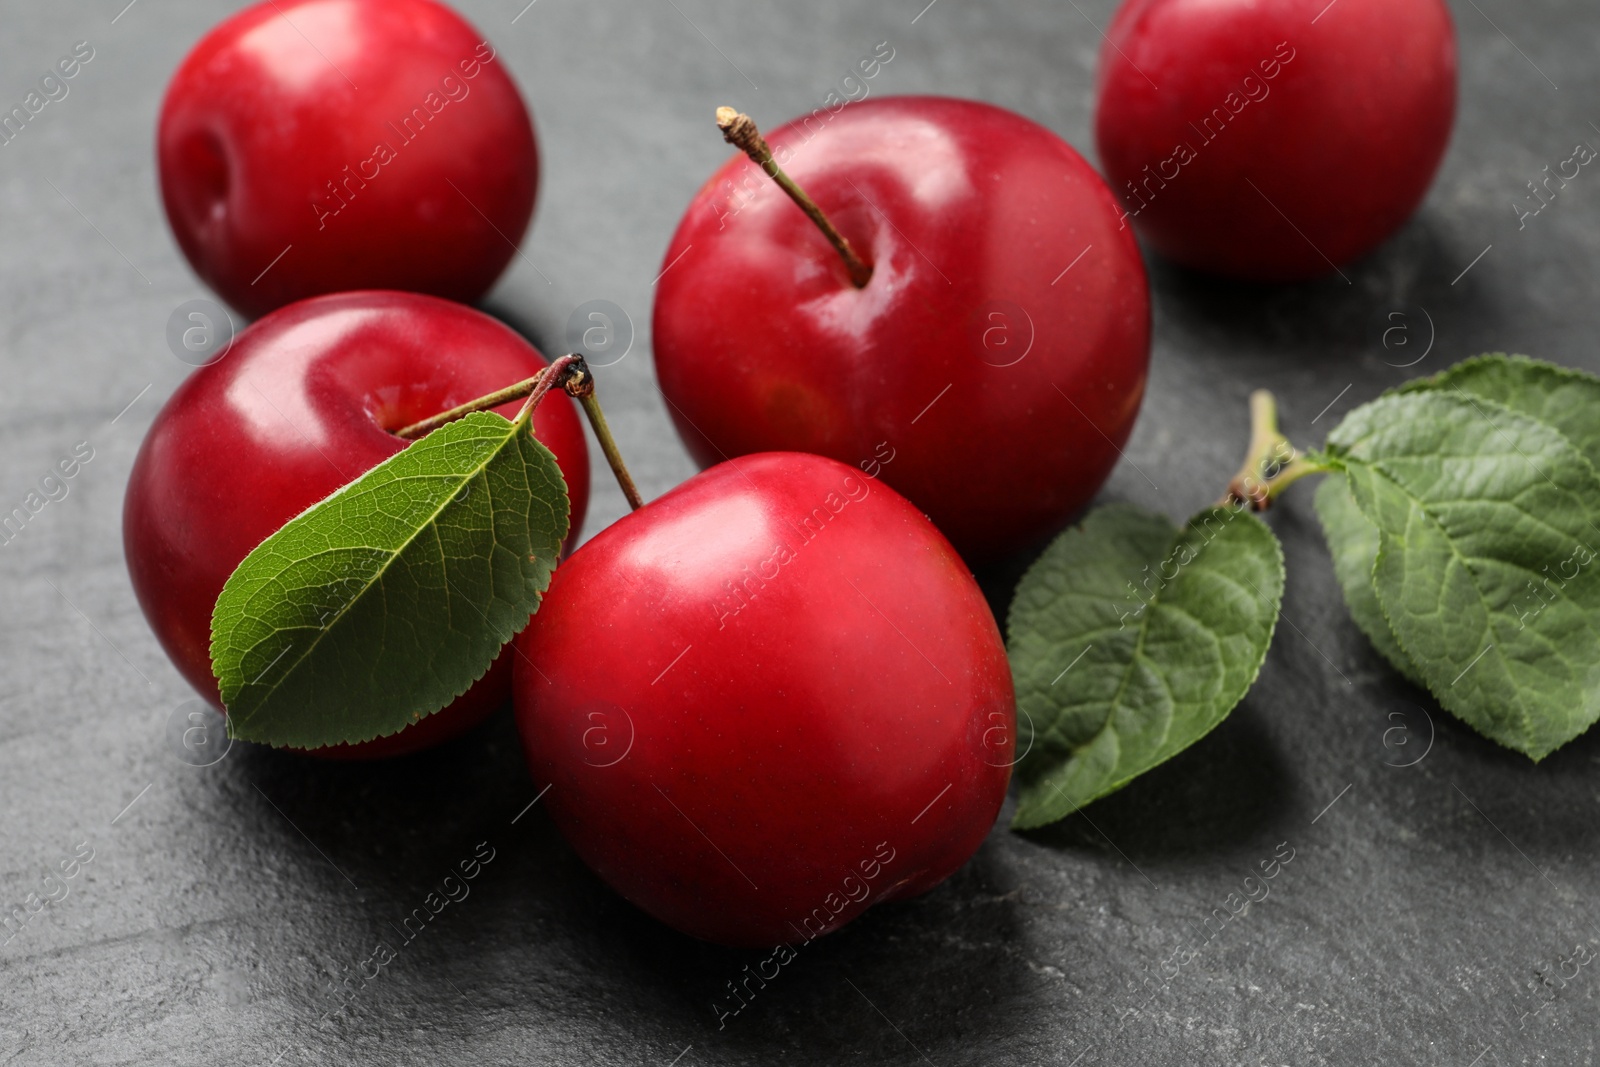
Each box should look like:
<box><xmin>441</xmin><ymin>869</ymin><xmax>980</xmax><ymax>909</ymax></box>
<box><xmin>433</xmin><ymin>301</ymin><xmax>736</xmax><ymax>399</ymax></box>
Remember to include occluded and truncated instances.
<box><xmin>124</xmin><ymin>291</ymin><xmax>589</xmax><ymax>758</ymax></box>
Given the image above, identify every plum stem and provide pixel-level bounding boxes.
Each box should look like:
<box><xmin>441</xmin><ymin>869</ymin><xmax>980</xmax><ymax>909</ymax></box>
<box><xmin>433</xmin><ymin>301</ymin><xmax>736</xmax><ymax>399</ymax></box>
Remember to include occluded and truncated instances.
<box><xmin>510</xmin><ymin>354</ymin><xmax>584</xmax><ymax>427</ymax></box>
<box><xmin>1218</xmin><ymin>390</ymin><xmax>1329</xmax><ymax>511</ymax></box>
<box><xmin>394</xmin><ymin>356</ymin><xmax>645</xmax><ymax>511</ymax></box>
<box><xmin>392</xmin><ymin>358</ymin><xmax>577</xmax><ymax>441</ymax></box>
<box><xmin>716</xmin><ymin>106</ymin><xmax>873</xmax><ymax>288</ymax></box>
<box><xmin>559</xmin><ymin>364</ymin><xmax>645</xmax><ymax>512</ymax></box>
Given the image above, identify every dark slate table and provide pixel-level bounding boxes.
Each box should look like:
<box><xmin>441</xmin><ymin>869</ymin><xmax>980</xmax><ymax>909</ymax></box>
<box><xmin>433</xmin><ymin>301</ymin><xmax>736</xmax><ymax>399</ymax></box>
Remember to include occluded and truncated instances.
<box><xmin>2</xmin><ymin>1</ymin><xmax>1596</xmax><ymax>1063</ymax></box>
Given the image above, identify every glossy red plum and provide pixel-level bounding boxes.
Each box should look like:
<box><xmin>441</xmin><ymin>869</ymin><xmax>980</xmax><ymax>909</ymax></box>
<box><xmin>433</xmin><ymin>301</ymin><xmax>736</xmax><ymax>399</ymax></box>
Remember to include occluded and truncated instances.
<box><xmin>158</xmin><ymin>0</ymin><xmax>538</xmax><ymax>317</ymax></box>
<box><xmin>514</xmin><ymin>452</ymin><xmax>1014</xmax><ymax>947</ymax></box>
<box><xmin>653</xmin><ymin>96</ymin><xmax>1150</xmax><ymax>563</ymax></box>
<box><xmin>1095</xmin><ymin>0</ymin><xmax>1457</xmax><ymax>280</ymax></box>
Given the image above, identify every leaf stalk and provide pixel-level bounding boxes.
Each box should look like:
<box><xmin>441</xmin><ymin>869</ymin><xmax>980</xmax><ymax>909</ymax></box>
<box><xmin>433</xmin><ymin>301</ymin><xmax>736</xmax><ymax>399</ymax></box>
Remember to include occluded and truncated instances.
<box><xmin>1219</xmin><ymin>390</ymin><xmax>1330</xmax><ymax>510</ymax></box>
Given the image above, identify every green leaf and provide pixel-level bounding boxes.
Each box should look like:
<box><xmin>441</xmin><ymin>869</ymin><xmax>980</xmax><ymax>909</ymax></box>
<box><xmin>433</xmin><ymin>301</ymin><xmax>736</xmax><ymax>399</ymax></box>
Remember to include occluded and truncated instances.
<box><xmin>1318</xmin><ymin>355</ymin><xmax>1600</xmax><ymax>690</ymax></box>
<box><xmin>1327</xmin><ymin>390</ymin><xmax>1600</xmax><ymax>760</ymax></box>
<box><xmin>1313</xmin><ymin>473</ymin><xmax>1425</xmax><ymax>686</ymax></box>
<box><xmin>210</xmin><ymin>412</ymin><xmax>568</xmax><ymax>749</ymax></box>
<box><xmin>1006</xmin><ymin>504</ymin><xmax>1285</xmax><ymax>829</ymax></box>
<box><xmin>1399</xmin><ymin>354</ymin><xmax>1600</xmax><ymax>470</ymax></box>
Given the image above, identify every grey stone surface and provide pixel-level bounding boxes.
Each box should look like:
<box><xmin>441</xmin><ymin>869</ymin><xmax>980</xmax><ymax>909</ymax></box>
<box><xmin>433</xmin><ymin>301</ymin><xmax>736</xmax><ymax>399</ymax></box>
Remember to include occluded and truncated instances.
<box><xmin>0</xmin><ymin>0</ymin><xmax>1597</xmax><ymax>1063</ymax></box>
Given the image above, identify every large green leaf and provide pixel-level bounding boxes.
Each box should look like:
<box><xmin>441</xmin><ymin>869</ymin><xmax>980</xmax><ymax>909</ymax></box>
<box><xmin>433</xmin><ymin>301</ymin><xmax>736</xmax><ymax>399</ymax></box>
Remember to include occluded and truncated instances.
<box><xmin>210</xmin><ymin>411</ymin><xmax>569</xmax><ymax>748</ymax></box>
<box><xmin>1319</xmin><ymin>354</ymin><xmax>1600</xmax><ymax>690</ymax></box>
<box><xmin>1006</xmin><ymin>504</ymin><xmax>1284</xmax><ymax>829</ymax></box>
<box><xmin>1327</xmin><ymin>391</ymin><xmax>1600</xmax><ymax>759</ymax></box>
<box><xmin>1313</xmin><ymin>474</ymin><xmax>1425</xmax><ymax>686</ymax></box>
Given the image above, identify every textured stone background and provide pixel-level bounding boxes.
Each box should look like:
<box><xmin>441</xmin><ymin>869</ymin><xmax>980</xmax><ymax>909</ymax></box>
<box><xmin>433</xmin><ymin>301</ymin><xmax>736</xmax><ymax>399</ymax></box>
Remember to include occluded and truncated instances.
<box><xmin>0</xmin><ymin>0</ymin><xmax>1596</xmax><ymax>1063</ymax></box>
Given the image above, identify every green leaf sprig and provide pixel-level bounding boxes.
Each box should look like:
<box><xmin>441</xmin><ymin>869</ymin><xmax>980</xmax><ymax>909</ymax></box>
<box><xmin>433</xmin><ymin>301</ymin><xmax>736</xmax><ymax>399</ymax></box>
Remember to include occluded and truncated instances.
<box><xmin>1008</xmin><ymin>355</ymin><xmax>1600</xmax><ymax>828</ymax></box>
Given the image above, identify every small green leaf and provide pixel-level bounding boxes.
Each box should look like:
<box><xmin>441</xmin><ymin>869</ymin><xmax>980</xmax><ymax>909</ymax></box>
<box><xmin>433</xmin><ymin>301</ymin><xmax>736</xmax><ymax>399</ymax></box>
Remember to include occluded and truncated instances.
<box><xmin>1006</xmin><ymin>504</ymin><xmax>1284</xmax><ymax>829</ymax></box>
<box><xmin>1313</xmin><ymin>473</ymin><xmax>1425</xmax><ymax>686</ymax></box>
<box><xmin>1328</xmin><ymin>390</ymin><xmax>1600</xmax><ymax>759</ymax></box>
<box><xmin>210</xmin><ymin>412</ymin><xmax>569</xmax><ymax>749</ymax></box>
